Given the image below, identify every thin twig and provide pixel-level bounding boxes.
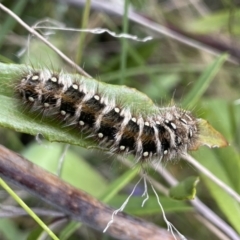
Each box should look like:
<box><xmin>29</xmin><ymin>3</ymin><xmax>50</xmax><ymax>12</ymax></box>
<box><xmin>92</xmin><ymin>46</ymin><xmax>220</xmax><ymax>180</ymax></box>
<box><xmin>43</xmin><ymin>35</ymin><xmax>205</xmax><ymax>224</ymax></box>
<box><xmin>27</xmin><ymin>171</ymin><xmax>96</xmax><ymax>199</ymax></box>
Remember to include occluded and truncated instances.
<box><xmin>57</xmin><ymin>144</ymin><xmax>70</xmax><ymax>176</ymax></box>
<box><xmin>121</xmin><ymin>155</ymin><xmax>239</xmax><ymax>239</ymax></box>
<box><xmin>0</xmin><ymin>144</ymin><xmax>180</xmax><ymax>240</ymax></box>
<box><xmin>195</xmin><ymin>214</ymin><xmax>232</xmax><ymax>240</ymax></box>
<box><xmin>0</xmin><ymin>3</ymin><xmax>91</xmax><ymax>78</ymax></box>
<box><xmin>0</xmin><ymin>205</ymin><xmax>65</xmax><ymax>218</ymax></box>
<box><xmin>151</xmin><ymin>161</ymin><xmax>240</xmax><ymax>240</ymax></box>
<box><xmin>182</xmin><ymin>153</ymin><xmax>240</xmax><ymax>203</ymax></box>
<box><xmin>64</xmin><ymin>0</ymin><xmax>239</xmax><ymax>64</ymax></box>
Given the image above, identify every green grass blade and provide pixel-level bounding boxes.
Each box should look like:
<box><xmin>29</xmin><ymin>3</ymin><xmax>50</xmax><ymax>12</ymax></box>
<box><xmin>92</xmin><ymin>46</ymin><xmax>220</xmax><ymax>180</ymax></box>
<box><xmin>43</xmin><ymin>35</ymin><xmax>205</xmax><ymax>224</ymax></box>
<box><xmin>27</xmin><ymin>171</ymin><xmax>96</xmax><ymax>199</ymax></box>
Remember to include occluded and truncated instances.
<box><xmin>59</xmin><ymin>222</ymin><xmax>82</xmax><ymax>240</ymax></box>
<box><xmin>100</xmin><ymin>166</ymin><xmax>140</xmax><ymax>203</ymax></box>
<box><xmin>120</xmin><ymin>0</ymin><xmax>130</xmax><ymax>84</ymax></box>
<box><xmin>100</xmin><ymin>64</ymin><xmax>204</xmax><ymax>82</ymax></box>
<box><xmin>182</xmin><ymin>54</ymin><xmax>228</xmax><ymax>109</ymax></box>
<box><xmin>75</xmin><ymin>0</ymin><xmax>91</xmax><ymax>64</ymax></box>
<box><xmin>0</xmin><ymin>0</ymin><xmax>28</xmax><ymax>48</ymax></box>
<box><xmin>0</xmin><ymin>178</ymin><xmax>59</xmax><ymax>240</ymax></box>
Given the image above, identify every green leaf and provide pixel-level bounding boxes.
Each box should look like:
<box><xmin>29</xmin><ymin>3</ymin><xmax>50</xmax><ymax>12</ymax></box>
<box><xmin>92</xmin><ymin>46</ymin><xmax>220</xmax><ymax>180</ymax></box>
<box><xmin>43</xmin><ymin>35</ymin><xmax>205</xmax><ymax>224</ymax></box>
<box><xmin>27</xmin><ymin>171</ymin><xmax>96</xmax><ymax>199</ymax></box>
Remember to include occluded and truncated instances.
<box><xmin>0</xmin><ymin>63</ymin><xmax>162</xmax><ymax>150</ymax></box>
<box><xmin>196</xmin><ymin>118</ymin><xmax>228</xmax><ymax>149</ymax></box>
<box><xmin>0</xmin><ymin>219</ymin><xmax>27</xmax><ymax>240</ymax></box>
<box><xmin>109</xmin><ymin>195</ymin><xmax>192</xmax><ymax>215</ymax></box>
<box><xmin>0</xmin><ymin>95</ymin><xmax>93</xmax><ymax>148</ymax></box>
<box><xmin>0</xmin><ymin>62</ymin><xmax>227</xmax><ymax>153</ymax></box>
<box><xmin>23</xmin><ymin>142</ymin><xmax>107</xmax><ymax>197</ymax></box>
<box><xmin>27</xmin><ymin>226</ymin><xmax>43</xmax><ymax>240</ymax></box>
<box><xmin>169</xmin><ymin>176</ymin><xmax>199</xmax><ymax>200</ymax></box>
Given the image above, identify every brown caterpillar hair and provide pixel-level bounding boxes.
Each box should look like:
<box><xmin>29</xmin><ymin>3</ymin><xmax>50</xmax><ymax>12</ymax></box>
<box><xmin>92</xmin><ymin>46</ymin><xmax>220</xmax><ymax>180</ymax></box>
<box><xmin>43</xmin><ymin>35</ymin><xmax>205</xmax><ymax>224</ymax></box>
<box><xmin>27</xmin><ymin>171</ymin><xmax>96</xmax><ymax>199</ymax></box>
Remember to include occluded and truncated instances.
<box><xmin>16</xmin><ymin>68</ymin><xmax>199</xmax><ymax>162</ymax></box>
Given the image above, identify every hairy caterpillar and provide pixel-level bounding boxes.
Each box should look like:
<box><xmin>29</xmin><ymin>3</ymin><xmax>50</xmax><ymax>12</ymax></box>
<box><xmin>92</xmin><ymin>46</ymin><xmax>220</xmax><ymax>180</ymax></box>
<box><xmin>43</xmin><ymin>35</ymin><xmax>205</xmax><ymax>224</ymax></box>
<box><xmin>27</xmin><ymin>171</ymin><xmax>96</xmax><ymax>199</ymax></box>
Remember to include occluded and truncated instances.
<box><xmin>12</xmin><ymin>66</ymin><xmax>218</xmax><ymax>163</ymax></box>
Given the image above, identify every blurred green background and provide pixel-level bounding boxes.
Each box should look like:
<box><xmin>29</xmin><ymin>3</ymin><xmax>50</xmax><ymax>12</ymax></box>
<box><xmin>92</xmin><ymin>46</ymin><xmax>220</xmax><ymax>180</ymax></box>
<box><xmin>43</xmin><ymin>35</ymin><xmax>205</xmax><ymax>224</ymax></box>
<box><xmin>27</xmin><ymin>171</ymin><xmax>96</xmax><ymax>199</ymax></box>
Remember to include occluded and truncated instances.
<box><xmin>0</xmin><ymin>0</ymin><xmax>240</xmax><ymax>240</ymax></box>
